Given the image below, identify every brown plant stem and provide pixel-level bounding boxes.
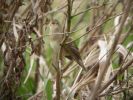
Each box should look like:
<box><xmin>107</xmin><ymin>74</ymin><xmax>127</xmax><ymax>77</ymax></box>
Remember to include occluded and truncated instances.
<box><xmin>99</xmin><ymin>57</ymin><xmax>133</xmax><ymax>95</ymax></box>
<box><xmin>89</xmin><ymin>0</ymin><xmax>132</xmax><ymax>100</ymax></box>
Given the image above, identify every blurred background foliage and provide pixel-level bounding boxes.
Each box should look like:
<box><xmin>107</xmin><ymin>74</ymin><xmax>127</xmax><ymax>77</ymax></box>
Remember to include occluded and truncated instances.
<box><xmin>0</xmin><ymin>0</ymin><xmax>133</xmax><ymax>100</ymax></box>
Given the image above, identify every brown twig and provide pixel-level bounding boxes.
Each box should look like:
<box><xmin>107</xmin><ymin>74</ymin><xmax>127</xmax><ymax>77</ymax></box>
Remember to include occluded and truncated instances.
<box><xmin>90</xmin><ymin>0</ymin><xmax>132</xmax><ymax>99</ymax></box>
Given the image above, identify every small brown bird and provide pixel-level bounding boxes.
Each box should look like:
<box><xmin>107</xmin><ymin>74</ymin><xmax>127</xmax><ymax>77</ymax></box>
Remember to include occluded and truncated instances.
<box><xmin>49</xmin><ymin>19</ymin><xmax>86</xmax><ymax>71</ymax></box>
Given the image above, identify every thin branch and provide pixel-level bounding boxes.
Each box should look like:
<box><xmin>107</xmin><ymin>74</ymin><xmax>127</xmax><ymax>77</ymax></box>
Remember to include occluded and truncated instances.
<box><xmin>99</xmin><ymin>45</ymin><xmax>133</xmax><ymax>94</ymax></box>
<box><xmin>90</xmin><ymin>1</ymin><xmax>132</xmax><ymax>99</ymax></box>
<box><xmin>71</xmin><ymin>4</ymin><xmax>108</xmax><ymax>18</ymax></box>
<box><xmin>69</xmin><ymin>12</ymin><xmax>124</xmax><ymax>44</ymax></box>
<box><xmin>99</xmin><ymin>85</ymin><xmax>133</xmax><ymax>97</ymax></box>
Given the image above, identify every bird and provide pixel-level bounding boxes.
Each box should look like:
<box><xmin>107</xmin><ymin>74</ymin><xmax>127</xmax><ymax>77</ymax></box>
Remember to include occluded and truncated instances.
<box><xmin>49</xmin><ymin>19</ymin><xmax>86</xmax><ymax>71</ymax></box>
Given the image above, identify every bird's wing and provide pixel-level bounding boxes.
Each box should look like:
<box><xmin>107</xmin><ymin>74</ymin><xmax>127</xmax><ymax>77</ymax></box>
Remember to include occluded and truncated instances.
<box><xmin>64</xmin><ymin>42</ymin><xmax>86</xmax><ymax>70</ymax></box>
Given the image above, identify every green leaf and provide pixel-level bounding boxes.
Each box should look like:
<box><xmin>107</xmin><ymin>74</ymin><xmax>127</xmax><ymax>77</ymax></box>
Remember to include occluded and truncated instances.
<box><xmin>16</xmin><ymin>77</ymin><xmax>35</xmax><ymax>99</ymax></box>
<box><xmin>117</xmin><ymin>74</ymin><xmax>123</xmax><ymax>81</ymax></box>
<box><xmin>45</xmin><ymin>79</ymin><xmax>53</xmax><ymax>100</ymax></box>
<box><xmin>106</xmin><ymin>95</ymin><xmax>112</xmax><ymax>100</ymax></box>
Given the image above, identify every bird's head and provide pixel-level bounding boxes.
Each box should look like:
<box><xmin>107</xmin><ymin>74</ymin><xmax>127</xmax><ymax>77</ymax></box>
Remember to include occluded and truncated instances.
<box><xmin>49</xmin><ymin>19</ymin><xmax>61</xmax><ymax>34</ymax></box>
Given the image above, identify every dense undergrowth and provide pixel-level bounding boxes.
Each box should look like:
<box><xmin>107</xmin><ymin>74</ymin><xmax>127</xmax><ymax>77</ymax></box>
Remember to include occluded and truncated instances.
<box><xmin>0</xmin><ymin>0</ymin><xmax>133</xmax><ymax>100</ymax></box>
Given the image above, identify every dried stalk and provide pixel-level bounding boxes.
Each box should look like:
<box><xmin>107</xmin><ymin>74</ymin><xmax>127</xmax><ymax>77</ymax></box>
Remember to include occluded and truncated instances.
<box><xmin>90</xmin><ymin>0</ymin><xmax>132</xmax><ymax>100</ymax></box>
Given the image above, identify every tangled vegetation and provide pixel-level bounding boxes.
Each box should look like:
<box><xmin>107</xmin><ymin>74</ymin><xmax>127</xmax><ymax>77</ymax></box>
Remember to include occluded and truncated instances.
<box><xmin>0</xmin><ymin>0</ymin><xmax>133</xmax><ymax>100</ymax></box>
